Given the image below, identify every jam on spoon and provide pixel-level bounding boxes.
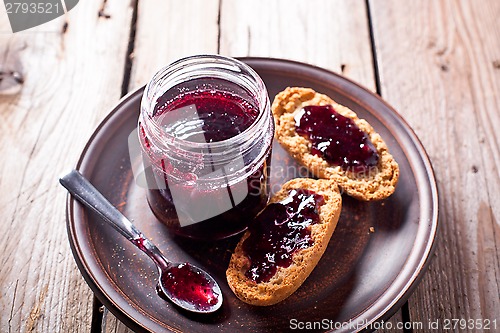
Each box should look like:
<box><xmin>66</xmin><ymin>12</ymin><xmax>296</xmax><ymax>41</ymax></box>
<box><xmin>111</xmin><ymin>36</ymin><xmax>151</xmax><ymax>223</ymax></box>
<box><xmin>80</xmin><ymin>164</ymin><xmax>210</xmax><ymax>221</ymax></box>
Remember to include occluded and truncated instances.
<box><xmin>242</xmin><ymin>189</ymin><xmax>325</xmax><ymax>283</ymax></box>
<box><xmin>131</xmin><ymin>236</ymin><xmax>219</xmax><ymax>310</ymax></box>
<box><xmin>59</xmin><ymin>170</ymin><xmax>222</xmax><ymax>313</ymax></box>
<box><xmin>159</xmin><ymin>263</ymin><xmax>219</xmax><ymax>309</ymax></box>
<box><xmin>294</xmin><ymin>105</ymin><xmax>379</xmax><ymax>172</ymax></box>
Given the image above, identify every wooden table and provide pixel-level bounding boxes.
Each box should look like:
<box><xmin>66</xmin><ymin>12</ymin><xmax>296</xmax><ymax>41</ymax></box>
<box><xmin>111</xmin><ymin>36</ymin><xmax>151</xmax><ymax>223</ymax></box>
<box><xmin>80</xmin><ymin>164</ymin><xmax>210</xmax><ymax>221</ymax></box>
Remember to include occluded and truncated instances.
<box><xmin>1</xmin><ymin>1</ymin><xmax>498</xmax><ymax>332</ymax></box>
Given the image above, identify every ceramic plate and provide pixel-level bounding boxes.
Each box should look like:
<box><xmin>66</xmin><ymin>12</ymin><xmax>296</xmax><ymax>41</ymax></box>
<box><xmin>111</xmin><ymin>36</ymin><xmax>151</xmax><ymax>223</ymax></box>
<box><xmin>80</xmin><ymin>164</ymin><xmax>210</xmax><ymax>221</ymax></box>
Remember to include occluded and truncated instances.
<box><xmin>66</xmin><ymin>58</ymin><xmax>438</xmax><ymax>332</ymax></box>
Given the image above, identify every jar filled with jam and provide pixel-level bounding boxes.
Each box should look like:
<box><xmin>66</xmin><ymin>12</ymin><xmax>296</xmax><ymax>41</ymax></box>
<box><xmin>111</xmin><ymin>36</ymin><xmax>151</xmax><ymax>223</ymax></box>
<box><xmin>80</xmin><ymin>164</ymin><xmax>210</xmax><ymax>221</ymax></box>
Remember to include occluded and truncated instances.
<box><xmin>139</xmin><ymin>55</ymin><xmax>274</xmax><ymax>239</ymax></box>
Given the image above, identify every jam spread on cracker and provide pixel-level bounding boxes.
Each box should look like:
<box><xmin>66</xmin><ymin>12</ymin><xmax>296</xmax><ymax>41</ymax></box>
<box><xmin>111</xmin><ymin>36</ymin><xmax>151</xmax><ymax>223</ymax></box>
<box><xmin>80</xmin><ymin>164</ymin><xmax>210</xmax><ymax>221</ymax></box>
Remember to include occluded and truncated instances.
<box><xmin>295</xmin><ymin>105</ymin><xmax>379</xmax><ymax>173</ymax></box>
<box><xmin>242</xmin><ymin>189</ymin><xmax>325</xmax><ymax>283</ymax></box>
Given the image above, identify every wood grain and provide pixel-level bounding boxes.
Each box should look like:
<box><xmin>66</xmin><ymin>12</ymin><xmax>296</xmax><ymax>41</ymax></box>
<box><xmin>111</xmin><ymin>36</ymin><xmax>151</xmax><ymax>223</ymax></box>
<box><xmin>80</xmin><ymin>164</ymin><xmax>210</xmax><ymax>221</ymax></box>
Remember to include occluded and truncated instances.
<box><xmin>128</xmin><ymin>0</ymin><xmax>220</xmax><ymax>91</ymax></box>
<box><xmin>369</xmin><ymin>0</ymin><xmax>500</xmax><ymax>331</ymax></box>
<box><xmin>0</xmin><ymin>0</ymin><xmax>134</xmax><ymax>332</ymax></box>
<box><xmin>219</xmin><ymin>0</ymin><xmax>376</xmax><ymax>92</ymax></box>
<box><xmin>102</xmin><ymin>308</ymin><xmax>134</xmax><ymax>333</ymax></box>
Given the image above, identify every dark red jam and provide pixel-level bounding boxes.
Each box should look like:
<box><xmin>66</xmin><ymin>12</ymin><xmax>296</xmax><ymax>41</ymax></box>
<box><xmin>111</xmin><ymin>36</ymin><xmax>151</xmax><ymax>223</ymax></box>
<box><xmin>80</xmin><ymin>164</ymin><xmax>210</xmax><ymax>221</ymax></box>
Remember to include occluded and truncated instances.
<box><xmin>160</xmin><ymin>263</ymin><xmax>219</xmax><ymax>310</ymax></box>
<box><xmin>153</xmin><ymin>90</ymin><xmax>259</xmax><ymax>143</ymax></box>
<box><xmin>144</xmin><ymin>160</ymin><xmax>270</xmax><ymax>240</ymax></box>
<box><xmin>131</xmin><ymin>236</ymin><xmax>219</xmax><ymax>309</ymax></box>
<box><xmin>294</xmin><ymin>105</ymin><xmax>379</xmax><ymax>173</ymax></box>
<box><xmin>131</xmin><ymin>236</ymin><xmax>218</xmax><ymax>309</ymax></box>
<box><xmin>242</xmin><ymin>189</ymin><xmax>325</xmax><ymax>283</ymax></box>
<box><xmin>140</xmin><ymin>87</ymin><xmax>272</xmax><ymax>239</ymax></box>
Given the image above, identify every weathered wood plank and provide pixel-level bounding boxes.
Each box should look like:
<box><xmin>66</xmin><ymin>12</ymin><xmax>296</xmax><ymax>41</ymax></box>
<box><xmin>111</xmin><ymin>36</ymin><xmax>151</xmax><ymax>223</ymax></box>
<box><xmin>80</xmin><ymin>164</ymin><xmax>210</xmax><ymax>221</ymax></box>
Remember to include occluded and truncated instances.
<box><xmin>128</xmin><ymin>0</ymin><xmax>220</xmax><ymax>90</ymax></box>
<box><xmin>369</xmin><ymin>0</ymin><xmax>500</xmax><ymax>331</ymax></box>
<box><xmin>219</xmin><ymin>0</ymin><xmax>376</xmax><ymax>91</ymax></box>
<box><xmin>102</xmin><ymin>307</ymin><xmax>134</xmax><ymax>333</ymax></box>
<box><xmin>0</xmin><ymin>0</ymin><xmax>134</xmax><ymax>332</ymax></box>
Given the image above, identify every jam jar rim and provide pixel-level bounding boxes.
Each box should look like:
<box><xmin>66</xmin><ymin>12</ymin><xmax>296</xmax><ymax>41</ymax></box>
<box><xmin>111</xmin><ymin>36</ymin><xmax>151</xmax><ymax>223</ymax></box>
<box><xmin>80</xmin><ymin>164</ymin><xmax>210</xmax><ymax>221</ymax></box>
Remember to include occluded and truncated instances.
<box><xmin>139</xmin><ymin>54</ymin><xmax>274</xmax><ymax>185</ymax></box>
<box><xmin>140</xmin><ymin>54</ymin><xmax>270</xmax><ymax>155</ymax></box>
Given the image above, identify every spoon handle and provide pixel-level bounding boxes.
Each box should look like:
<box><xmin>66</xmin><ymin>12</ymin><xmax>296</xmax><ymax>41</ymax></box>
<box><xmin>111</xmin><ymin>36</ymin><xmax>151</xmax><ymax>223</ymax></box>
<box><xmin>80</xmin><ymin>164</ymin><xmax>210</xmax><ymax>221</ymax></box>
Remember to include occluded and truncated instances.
<box><xmin>60</xmin><ymin>170</ymin><xmax>142</xmax><ymax>240</ymax></box>
<box><xmin>59</xmin><ymin>170</ymin><xmax>170</xmax><ymax>269</ymax></box>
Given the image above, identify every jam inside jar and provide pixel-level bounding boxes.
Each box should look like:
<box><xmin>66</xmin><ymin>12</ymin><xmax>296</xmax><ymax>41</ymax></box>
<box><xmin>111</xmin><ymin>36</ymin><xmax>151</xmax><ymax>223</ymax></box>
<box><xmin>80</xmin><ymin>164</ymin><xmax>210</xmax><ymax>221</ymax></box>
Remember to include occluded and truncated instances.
<box><xmin>138</xmin><ymin>55</ymin><xmax>274</xmax><ymax>240</ymax></box>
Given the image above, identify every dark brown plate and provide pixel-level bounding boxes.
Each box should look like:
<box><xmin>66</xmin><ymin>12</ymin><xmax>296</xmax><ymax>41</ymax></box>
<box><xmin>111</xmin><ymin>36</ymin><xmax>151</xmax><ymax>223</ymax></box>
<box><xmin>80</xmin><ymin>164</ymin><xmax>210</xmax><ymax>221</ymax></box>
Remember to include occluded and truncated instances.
<box><xmin>67</xmin><ymin>58</ymin><xmax>438</xmax><ymax>332</ymax></box>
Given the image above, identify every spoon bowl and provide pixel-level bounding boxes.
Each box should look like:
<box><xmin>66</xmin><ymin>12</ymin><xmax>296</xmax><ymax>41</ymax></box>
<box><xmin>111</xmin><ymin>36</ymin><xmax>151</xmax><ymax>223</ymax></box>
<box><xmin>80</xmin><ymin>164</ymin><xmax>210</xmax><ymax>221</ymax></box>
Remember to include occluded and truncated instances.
<box><xmin>158</xmin><ymin>263</ymin><xmax>223</xmax><ymax>313</ymax></box>
<box><xmin>60</xmin><ymin>169</ymin><xmax>223</xmax><ymax>314</ymax></box>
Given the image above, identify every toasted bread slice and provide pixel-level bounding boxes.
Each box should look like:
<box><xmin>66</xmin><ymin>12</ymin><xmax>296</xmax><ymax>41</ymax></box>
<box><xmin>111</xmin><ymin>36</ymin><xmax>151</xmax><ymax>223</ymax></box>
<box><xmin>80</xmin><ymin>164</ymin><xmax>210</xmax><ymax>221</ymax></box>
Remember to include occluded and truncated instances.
<box><xmin>272</xmin><ymin>87</ymin><xmax>399</xmax><ymax>201</ymax></box>
<box><xmin>226</xmin><ymin>178</ymin><xmax>342</xmax><ymax>306</ymax></box>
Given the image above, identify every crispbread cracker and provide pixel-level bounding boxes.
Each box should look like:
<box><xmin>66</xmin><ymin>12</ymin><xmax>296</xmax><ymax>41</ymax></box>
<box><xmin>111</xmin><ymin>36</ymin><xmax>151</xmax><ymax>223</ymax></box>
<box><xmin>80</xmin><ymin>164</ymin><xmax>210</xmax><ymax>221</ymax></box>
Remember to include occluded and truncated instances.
<box><xmin>272</xmin><ymin>87</ymin><xmax>399</xmax><ymax>200</ymax></box>
<box><xmin>226</xmin><ymin>178</ymin><xmax>342</xmax><ymax>306</ymax></box>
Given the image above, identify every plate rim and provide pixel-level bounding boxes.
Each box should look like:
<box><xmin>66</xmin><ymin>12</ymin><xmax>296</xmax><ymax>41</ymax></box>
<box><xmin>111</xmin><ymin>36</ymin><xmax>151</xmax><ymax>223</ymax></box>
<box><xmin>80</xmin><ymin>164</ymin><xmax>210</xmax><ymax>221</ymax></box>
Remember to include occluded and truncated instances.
<box><xmin>66</xmin><ymin>57</ymin><xmax>439</xmax><ymax>333</ymax></box>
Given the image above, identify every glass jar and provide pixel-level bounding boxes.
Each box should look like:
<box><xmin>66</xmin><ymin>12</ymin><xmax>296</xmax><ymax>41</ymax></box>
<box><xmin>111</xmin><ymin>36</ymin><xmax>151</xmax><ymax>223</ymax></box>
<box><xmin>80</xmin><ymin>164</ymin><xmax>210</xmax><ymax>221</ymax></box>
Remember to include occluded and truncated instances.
<box><xmin>138</xmin><ymin>55</ymin><xmax>274</xmax><ymax>239</ymax></box>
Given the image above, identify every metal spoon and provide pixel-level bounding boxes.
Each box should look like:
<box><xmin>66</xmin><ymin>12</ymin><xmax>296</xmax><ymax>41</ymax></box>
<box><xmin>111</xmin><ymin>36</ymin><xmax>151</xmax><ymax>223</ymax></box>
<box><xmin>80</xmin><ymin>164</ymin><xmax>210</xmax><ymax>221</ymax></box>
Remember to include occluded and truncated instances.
<box><xmin>60</xmin><ymin>169</ymin><xmax>223</xmax><ymax>314</ymax></box>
